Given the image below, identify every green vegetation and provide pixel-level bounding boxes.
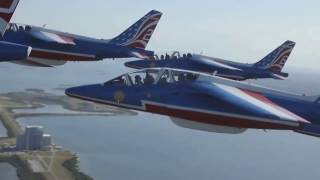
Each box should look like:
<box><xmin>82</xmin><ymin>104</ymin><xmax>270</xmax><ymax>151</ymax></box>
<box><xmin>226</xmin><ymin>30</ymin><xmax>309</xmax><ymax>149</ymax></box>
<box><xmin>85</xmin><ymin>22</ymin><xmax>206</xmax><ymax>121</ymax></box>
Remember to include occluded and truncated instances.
<box><xmin>63</xmin><ymin>156</ymin><xmax>93</xmax><ymax>180</ymax></box>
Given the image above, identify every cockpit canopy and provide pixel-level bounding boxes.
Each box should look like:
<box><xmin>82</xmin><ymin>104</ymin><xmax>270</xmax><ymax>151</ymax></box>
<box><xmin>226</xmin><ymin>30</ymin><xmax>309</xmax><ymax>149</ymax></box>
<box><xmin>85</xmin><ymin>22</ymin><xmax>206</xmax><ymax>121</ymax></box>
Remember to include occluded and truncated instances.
<box><xmin>7</xmin><ymin>23</ymin><xmax>32</xmax><ymax>32</ymax></box>
<box><xmin>104</xmin><ymin>68</ymin><xmax>200</xmax><ymax>87</ymax></box>
<box><xmin>149</xmin><ymin>51</ymin><xmax>193</xmax><ymax>61</ymax></box>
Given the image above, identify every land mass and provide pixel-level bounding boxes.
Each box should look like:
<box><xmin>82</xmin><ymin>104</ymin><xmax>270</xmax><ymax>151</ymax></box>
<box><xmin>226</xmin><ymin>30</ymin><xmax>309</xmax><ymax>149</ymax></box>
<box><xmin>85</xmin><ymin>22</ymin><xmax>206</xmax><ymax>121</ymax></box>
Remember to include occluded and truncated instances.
<box><xmin>0</xmin><ymin>89</ymin><xmax>137</xmax><ymax>180</ymax></box>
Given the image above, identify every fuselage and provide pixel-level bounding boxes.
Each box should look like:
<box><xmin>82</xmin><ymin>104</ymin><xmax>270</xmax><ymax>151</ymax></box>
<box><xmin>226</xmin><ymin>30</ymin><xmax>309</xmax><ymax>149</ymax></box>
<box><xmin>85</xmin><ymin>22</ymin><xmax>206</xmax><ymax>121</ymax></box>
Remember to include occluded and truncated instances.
<box><xmin>66</xmin><ymin>68</ymin><xmax>319</xmax><ymax>131</ymax></box>
<box><xmin>125</xmin><ymin>56</ymin><xmax>288</xmax><ymax>81</ymax></box>
<box><xmin>2</xmin><ymin>23</ymin><xmax>152</xmax><ymax>62</ymax></box>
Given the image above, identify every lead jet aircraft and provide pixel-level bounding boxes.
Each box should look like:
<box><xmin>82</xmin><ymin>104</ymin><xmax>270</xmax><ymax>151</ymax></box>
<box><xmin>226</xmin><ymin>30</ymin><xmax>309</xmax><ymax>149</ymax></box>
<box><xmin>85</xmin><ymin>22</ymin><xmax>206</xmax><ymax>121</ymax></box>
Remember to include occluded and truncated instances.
<box><xmin>1</xmin><ymin>0</ymin><xmax>162</xmax><ymax>67</ymax></box>
<box><xmin>0</xmin><ymin>0</ymin><xmax>31</xmax><ymax>62</ymax></box>
<box><xmin>125</xmin><ymin>41</ymin><xmax>295</xmax><ymax>80</ymax></box>
<box><xmin>66</xmin><ymin>68</ymin><xmax>320</xmax><ymax>138</ymax></box>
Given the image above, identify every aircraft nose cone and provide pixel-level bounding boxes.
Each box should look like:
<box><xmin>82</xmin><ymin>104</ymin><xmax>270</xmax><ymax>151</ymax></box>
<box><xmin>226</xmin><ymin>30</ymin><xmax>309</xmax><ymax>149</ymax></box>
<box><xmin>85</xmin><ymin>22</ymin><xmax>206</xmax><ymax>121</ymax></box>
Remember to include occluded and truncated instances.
<box><xmin>65</xmin><ymin>87</ymin><xmax>80</xmax><ymax>96</ymax></box>
<box><xmin>65</xmin><ymin>86</ymin><xmax>86</xmax><ymax>99</ymax></box>
<box><xmin>65</xmin><ymin>84</ymin><xmax>102</xmax><ymax>99</ymax></box>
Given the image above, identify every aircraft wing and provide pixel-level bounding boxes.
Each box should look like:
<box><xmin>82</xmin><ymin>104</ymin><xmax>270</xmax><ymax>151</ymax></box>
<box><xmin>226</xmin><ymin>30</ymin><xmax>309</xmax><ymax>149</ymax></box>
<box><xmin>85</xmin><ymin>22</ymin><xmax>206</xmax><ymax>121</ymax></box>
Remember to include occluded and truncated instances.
<box><xmin>192</xmin><ymin>82</ymin><xmax>308</xmax><ymax>124</ymax></box>
<box><xmin>191</xmin><ymin>54</ymin><xmax>243</xmax><ymax>71</ymax></box>
<box><xmin>30</xmin><ymin>30</ymin><xmax>76</xmax><ymax>45</ymax></box>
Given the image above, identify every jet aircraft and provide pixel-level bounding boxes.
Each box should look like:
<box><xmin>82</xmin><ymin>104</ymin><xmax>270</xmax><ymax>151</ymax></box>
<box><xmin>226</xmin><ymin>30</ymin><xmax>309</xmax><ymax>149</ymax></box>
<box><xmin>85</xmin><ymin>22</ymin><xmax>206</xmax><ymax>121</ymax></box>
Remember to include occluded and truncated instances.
<box><xmin>0</xmin><ymin>0</ymin><xmax>31</xmax><ymax>62</ymax></box>
<box><xmin>66</xmin><ymin>68</ymin><xmax>320</xmax><ymax>138</ymax></box>
<box><xmin>125</xmin><ymin>41</ymin><xmax>295</xmax><ymax>80</ymax></box>
<box><xmin>1</xmin><ymin>0</ymin><xmax>162</xmax><ymax>67</ymax></box>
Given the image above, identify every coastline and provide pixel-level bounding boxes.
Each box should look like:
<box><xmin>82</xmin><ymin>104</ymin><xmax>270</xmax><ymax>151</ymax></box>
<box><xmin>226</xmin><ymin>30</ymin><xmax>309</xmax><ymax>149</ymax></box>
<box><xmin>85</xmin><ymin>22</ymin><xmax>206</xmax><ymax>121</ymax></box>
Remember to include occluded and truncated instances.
<box><xmin>0</xmin><ymin>89</ymin><xmax>136</xmax><ymax>180</ymax></box>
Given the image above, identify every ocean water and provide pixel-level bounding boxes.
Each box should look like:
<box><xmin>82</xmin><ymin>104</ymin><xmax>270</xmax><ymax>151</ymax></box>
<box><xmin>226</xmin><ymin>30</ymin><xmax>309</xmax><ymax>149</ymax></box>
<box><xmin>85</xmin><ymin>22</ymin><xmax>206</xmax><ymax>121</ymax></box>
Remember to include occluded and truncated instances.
<box><xmin>0</xmin><ymin>163</ymin><xmax>19</xmax><ymax>180</ymax></box>
<box><xmin>1</xmin><ymin>61</ymin><xmax>320</xmax><ymax>180</ymax></box>
<box><xmin>18</xmin><ymin>114</ymin><xmax>320</xmax><ymax>180</ymax></box>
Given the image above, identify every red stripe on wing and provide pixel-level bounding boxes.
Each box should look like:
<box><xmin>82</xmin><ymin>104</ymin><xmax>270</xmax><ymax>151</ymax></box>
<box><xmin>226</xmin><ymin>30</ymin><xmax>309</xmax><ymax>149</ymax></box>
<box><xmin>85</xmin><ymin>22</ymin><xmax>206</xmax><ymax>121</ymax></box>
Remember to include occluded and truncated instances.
<box><xmin>145</xmin><ymin>104</ymin><xmax>297</xmax><ymax>130</ymax></box>
<box><xmin>241</xmin><ymin>89</ymin><xmax>309</xmax><ymax>123</ymax></box>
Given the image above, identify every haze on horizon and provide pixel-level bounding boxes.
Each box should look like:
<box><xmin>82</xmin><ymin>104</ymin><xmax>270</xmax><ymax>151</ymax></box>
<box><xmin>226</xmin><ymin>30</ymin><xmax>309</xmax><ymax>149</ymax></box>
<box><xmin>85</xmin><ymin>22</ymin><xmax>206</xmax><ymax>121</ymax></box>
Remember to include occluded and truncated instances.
<box><xmin>10</xmin><ymin>0</ymin><xmax>320</xmax><ymax>70</ymax></box>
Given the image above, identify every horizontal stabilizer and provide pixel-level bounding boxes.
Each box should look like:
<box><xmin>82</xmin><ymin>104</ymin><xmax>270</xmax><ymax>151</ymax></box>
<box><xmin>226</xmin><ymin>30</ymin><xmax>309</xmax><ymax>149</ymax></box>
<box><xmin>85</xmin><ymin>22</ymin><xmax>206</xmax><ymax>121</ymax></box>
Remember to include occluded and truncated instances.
<box><xmin>128</xmin><ymin>49</ymin><xmax>154</xmax><ymax>59</ymax></box>
<box><xmin>296</xmin><ymin>124</ymin><xmax>320</xmax><ymax>138</ymax></box>
<box><xmin>270</xmin><ymin>72</ymin><xmax>289</xmax><ymax>80</ymax></box>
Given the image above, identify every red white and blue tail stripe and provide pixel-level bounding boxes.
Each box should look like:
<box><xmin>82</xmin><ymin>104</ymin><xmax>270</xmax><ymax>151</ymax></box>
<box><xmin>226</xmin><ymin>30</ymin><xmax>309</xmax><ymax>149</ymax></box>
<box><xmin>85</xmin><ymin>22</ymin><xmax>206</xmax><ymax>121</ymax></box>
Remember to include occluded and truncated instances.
<box><xmin>254</xmin><ymin>40</ymin><xmax>296</xmax><ymax>72</ymax></box>
<box><xmin>0</xmin><ymin>0</ymin><xmax>20</xmax><ymax>36</ymax></box>
<box><xmin>110</xmin><ymin>10</ymin><xmax>162</xmax><ymax>49</ymax></box>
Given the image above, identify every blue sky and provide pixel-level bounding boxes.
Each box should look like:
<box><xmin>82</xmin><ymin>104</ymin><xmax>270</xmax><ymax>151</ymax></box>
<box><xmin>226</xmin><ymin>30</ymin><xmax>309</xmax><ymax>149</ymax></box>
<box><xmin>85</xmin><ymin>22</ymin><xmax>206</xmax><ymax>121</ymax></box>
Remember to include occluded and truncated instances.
<box><xmin>11</xmin><ymin>0</ymin><xmax>320</xmax><ymax>69</ymax></box>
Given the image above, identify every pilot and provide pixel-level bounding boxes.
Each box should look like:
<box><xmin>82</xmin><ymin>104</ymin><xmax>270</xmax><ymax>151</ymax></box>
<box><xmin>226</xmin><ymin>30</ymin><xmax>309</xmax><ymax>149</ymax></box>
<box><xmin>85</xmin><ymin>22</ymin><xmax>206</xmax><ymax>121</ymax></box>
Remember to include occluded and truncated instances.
<box><xmin>135</xmin><ymin>75</ymin><xmax>143</xmax><ymax>86</ymax></box>
<box><xmin>159</xmin><ymin>73</ymin><xmax>169</xmax><ymax>84</ymax></box>
<box><xmin>165</xmin><ymin>54</ymin><xmax>170</xmax><ymax>60</ymax></box>
<box><xmin>183</xmin><ymin>54</ymin><xmax>187</xmax><ymax>59</ymax></box>
<box><xmin>18</xmin><ymin>26</ymin><xmax>24</xmax><ymax>31</ymax></box>
<box><xmin>144</xmin><ymin>72</ymin><xmax>155</xmax><ymax>85</ymax></box>
<box><xmin>25</xmin><ymin>25</ymin><xmax>32</xmax><ymax>32</ymax></box>
<box><xmin>177</xmin><ymin>73</ymin><xmax>185</xmax><ymax>82</ymax></box>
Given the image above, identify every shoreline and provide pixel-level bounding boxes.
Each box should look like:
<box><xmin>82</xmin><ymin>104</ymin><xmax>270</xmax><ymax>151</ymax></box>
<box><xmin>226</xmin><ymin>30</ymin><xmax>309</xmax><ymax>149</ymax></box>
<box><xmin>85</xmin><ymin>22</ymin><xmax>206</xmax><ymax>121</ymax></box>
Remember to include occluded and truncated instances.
<box><xmin>0</xmin><ymin>89</ymin><xmax>136</xmax><ymax>180</ymax></box>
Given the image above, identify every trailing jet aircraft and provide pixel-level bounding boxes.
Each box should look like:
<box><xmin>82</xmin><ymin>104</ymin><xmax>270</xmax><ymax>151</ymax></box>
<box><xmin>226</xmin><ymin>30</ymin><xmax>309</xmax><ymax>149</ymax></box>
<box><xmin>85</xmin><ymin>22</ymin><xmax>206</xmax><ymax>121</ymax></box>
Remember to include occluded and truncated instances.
<box><xmin>0</xmin><ymin>0</ymin><xmax>31</xmax><ymax>61</ymax></box>
<box><xmin>66</xmin><ymin>68</ymin><xmax>320</xmax><ymax>138</ymax></box>
<box><xmin>125</xmin><ymin>41</ymin><xmax>295</xmax><ymax>80</ymax></box>
<box><xmin>0</xmin><ymin>0</ymin><xmax>162</xmax><ymax>67</ymax></box>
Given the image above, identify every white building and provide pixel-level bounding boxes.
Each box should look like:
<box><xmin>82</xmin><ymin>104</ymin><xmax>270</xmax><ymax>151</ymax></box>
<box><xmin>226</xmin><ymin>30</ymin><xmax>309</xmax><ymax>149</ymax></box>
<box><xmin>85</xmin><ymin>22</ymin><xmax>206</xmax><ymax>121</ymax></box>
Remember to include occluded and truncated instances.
<box><xmin>42</xmin><ymin>134</ymin><xmax>52</xmax><ymax>150</ymax></box>
<box><xmin>16</xmin><ymin>126</ymin><xmax>52</xmax><ymax>151</ymax></box>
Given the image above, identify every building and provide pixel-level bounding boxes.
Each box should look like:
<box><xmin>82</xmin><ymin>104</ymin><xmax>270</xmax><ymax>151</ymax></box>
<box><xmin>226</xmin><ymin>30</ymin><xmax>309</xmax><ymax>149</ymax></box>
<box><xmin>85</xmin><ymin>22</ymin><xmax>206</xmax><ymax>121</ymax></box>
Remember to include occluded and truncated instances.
<box><xmin>16</xmin><ymin>126</ymin><xmax>52</xmax><ymax>151</ymax></box>
<box><xmin>42</xmin><ymin>134</ymin><xmax>52</xmax><ymax>149</ymax></box>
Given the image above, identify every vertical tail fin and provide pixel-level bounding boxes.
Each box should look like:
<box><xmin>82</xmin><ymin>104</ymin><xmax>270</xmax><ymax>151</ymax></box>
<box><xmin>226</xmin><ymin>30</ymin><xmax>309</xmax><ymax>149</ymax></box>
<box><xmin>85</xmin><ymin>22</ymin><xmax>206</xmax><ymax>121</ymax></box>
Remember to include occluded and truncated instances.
<box><xmin>254</xmin><ymin>40</ymin><xmax>296</xmax><ymax>72</ymax></box>
<box><xmin>0</xmin><ymin>0</ymin><xmax>20</xmax><ymax>36</ymax></box>
<box><xmin>109</xmin><ymin>10</ymin><xmax>162</xmax><ymax>49</ymax></box>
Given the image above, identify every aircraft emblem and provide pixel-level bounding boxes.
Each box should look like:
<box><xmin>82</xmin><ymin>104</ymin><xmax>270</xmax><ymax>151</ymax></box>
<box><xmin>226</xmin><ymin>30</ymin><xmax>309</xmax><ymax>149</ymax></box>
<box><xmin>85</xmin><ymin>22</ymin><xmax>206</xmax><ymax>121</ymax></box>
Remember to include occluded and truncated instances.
<box><xmin>114</xmin><ymin>90</ymin><xmax>125</xmax><ymax>103</ymax></box>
